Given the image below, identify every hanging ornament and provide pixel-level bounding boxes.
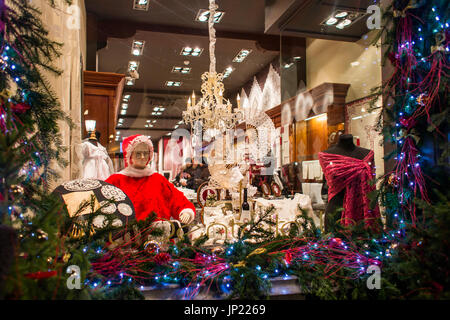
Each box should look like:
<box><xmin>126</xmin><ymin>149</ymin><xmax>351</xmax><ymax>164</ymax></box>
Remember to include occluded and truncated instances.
<box><xmin>36</xmin><ymin>229</ymin><xmax>48</xmax><ymax>240</ymax></box>
<box><xmin>0</xmin><ymin>56</ymin><xmax>8</xmax><ymax>71</ymax></box>
<box><xmin>388</xmin><ymin>173</ymin><xmax>400</xmax><ymax>187</ymax></box>
<box><xmin>143</xmin><ymin>240</ymin><xmax>160</xmax><ymax>253</ymax></box>
<box><xmin>9</xmin><ymin>184</ymin><xmax>24</xmax><ymax>196</ymax></box>
<box><xmin>431</xmin><ymin>32</ymin><xmax>446</xmax><ymax>54</ymax></box>
<box><xmin>211</xmin><ymin>246</ymin><xmax>225</xmax><ymax>255</ymax></box>
<box><xmin>153</xmin><ymin>252</ymin><xmax>171</xmax><ymax>265</ymax></box>
<box><xmin>416</xmin><ymin>93</ymin><xmax>429</xmax><ymax>107</ymax></box>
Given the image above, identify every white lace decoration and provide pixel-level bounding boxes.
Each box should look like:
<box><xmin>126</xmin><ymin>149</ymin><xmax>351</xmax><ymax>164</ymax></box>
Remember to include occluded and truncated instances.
<box><xmin>62</xmin><ymin>179</ymin><xmax>101</xmax><ymax>191</ymax></box>
<box><xmin>101</xmin><ymin>185</ymin><xmax>126</xmax><ymax>201</ymax></box>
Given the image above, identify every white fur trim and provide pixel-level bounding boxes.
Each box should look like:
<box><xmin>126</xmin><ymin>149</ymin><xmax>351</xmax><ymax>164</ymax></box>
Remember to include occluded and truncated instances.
<box><xmin>126</xmin><ymin>135</ymin><xmax>154</xmax><ymax>167</ymax></box>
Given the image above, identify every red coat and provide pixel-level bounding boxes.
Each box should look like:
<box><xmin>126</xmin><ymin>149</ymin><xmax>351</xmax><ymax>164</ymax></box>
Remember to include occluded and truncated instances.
<box><xmin>106</xmin><ymin>172</ymin><xmax>195</xmax><ymax>221</ymax></box>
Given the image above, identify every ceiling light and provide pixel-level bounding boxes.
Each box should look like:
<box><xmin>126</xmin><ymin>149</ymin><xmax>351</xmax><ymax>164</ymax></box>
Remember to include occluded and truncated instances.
<box><xmin>120</xmin><ymin>110</ymin><xmax>127</xmax><ymax>115</ymax></box>
<box><xmin>146</xmin><ymin>120</ymin><xmax>151</xmax><ymax>123</ymax></box>
<box><xmin>195</xmin><ymin>9</ymin><xmax>225</xmax><ymax>23</ymax></box>
<box><xmin>131</xmin><ymin>40</ymin><xmax>145</xmax><ymax>56</ymax></box>
<box><xmin>166</xmin><ymin>81</ymin><xmax>182</xmax><ymax>87</ymax></box>
<box><xmin>335</xmin><ymin>11</ymin><xmax>348</xmax><ymax>18</ymax></box>
<box><xmin>177</xmin><ymin>121</ymin><xmax>183</xmax><ymax>124</ymax></box>
<box><xmin>167</xmin><ymin>133</ymin><xmax>171</xmax><ymax>136</ymax></box>
<box><xmin>122</xmin><ymin>103</ymin><xmax>128</xmax><ymax>109</ymax></box>
<box><xmin>159</xmin><ymin>107</ymin><xmax>165</xmax><ymax>111</ymax></box>
<box><xmin>180</xmin><ymin>47</ymin><xmax>203</xmax><ymax>57</ymax></box>
<box><xmin>153</xmin><ymin>107</ymin><xmax>159</xmax><ymax>111</ymax></box>
<box><xmin>123</xmin><ymin>94</ymin><xmax>131</xmax><ymax>101</ymax></box>
<box><xmin>172</xmin><ymin>66</ymin><xmax>191</xmax><ymax>74</ymax></box>
<box><xmin>133</xmin><ymin>0</ymin><xmax>149</xmax><ymax>11</ymax></box>
<box><xmin>145</xmin><ymin>124</ymin><xmax>149</xmax><ymax>128</ymax></box>
<box><xmin>156</xmin><ymin>112</ymin><xmax>162</xmax><ymax>115</ymax></box>
<box><xmin>151</xmin><ymin>112</ymin><xmax>156</xmax><ymax>115</ymax></box>
<box><xmin>233</xmin><ymin>49</ymin><xmax>252</xmax><ymax>63</ymax></box>
<box><xmin>119</xmin><ymin>118</ymin><xmax>124</xmax><ymax>123</ymax></box>
<box><xmin>153</xmin><ymin>120</ymin><xmax>157</xmax><ymax>123</ymax></box>
<box><xmin>341</xmin><ymin>19</ymin><xmax>352</xmax><ymax>26</ymax></box>
<box><xmin>128</xmin><ymin>61</ymin><xmax>139</xmax><ymax>72</ymax></box>
<box><xmin>126</xmin><ymin>77</ymin><xmax>135</xmax><ymax>86</ymax></box>
<box><xmin>321</xmin><ymin>10</ymin><xmax>365</xmax><ymax>29</ymax></box>
<box><xmin>223</xmin><ymin>66</ymin><xmax>234</xmax><ymax>78</ymax></box>
<box><xmin>326</xmin><ymin>17</ymin><xmax>338</xmax><ymax>25</ymax></box>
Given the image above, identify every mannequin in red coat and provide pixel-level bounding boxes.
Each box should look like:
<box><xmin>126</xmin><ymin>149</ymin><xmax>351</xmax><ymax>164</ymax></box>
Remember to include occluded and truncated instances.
<box><xmin>106</xmin><ymin>135</ymin><xmax>195</xmax><ymax>224</ymax></box>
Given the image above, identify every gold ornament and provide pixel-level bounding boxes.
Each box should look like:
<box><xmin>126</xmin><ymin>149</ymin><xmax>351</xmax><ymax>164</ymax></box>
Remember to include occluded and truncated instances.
<box><xmin>431</xmin><ymin>32</ymin><xmax>445</xmax><ymax>54</ymax></box>
<box><xmin>63</xmin><ymin>253</ymin><xmax>71</xmax><ymax>263</ymax></box>
<box><xmin>211</xmin><ymin>246</ymin><xmax>225</xmax><ymax>255</ymax></box>
<box><xmin>143</xmin><ymin>240</ymin><xmax>160</xmax><ymax>253</ymax></box>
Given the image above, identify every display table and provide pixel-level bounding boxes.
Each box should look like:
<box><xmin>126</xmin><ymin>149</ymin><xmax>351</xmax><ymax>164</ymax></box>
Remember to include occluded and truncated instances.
<box><xmin>186</xmin><ymin>193</ymin><xmax>320</xmax><ymax>246</ymax></box>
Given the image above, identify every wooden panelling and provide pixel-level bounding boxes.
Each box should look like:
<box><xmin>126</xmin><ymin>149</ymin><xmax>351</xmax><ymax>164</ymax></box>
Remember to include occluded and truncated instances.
<box><xmin>83</xmin><ymin>71</ymin><xmax>125</xmax><ymax>151</ymax></box>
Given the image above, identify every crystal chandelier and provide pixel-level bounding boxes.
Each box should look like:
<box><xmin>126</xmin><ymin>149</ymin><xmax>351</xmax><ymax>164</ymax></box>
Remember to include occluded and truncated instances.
<box><xmin>183</xmin><ymin>0</ymin><xmax>243</xmax><ymax>132</ymax></box>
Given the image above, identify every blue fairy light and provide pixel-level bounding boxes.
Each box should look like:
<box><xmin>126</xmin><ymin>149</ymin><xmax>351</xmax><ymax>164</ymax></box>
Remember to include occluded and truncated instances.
<box><xmin>256</xmin><ymin>265</ymin><xmax>261</xmax><ymax>271</ymax></box>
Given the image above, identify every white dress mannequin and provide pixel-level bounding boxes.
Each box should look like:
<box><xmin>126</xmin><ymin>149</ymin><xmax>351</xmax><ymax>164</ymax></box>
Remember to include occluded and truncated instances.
<box><xmin>76</xmin><ymin>140</ymin><xmax>114</xmax><ymax>180</ymax></box>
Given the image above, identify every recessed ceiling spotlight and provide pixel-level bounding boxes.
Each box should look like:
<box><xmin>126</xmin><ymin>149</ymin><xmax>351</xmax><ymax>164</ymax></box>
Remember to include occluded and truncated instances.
<box><xmin>122</xmin><ymin>104</ymin><xmax>128</xmax><ymax>109</ymax></box>
<box><xmin>133</xmin><ymin>0</ymin><xmax>149</xmax><ymax>11</ymax></box>
<box><xmin>153</xmin><ymin>107</ymin><xmax>159</xmax><ymax>111</ymax></box>
<box><xmin>233</xmin><ymin>49</ymin><xmax>252</xmax><ymax>63</ymax></box>
<box><xmin>326</xmin><ymin>17</ymin><xmax>338</xmax><ymax>25</ymax></box>
<box><xmin>177</xmin><ymin>120</ymin><xmax>183</xmax><ymax>124</ymax></box>
<box><xmin>166</xmin><ymin>81</ymin><xmax>182</xmax><ymax>87</ymax></box>
<box><xmin>120</xmin><ymin>109</ymin><xmax>127</xmax><ymax>115</ymax></box>
<box><xmin>131</xmin><ymin>40</ymin><xmax>145</xmax><ymax>56</ymax></box>
<box><xmin>335</xmin><ymin>11</ymin><xmax>348</xmax><ymax>18</ymax></box>
<box><xmin>153</xmin><ymin>120</ymin><xmax>157</xmax><ymax>123</ymax></box>
<box><xmin>174</xmin><ymin>124</ymin><xmax>179</xmax><ymax>129</ymax></box>
<box><xmin>128</xmin><ymin>61</ymin><xmax>139</xmax><ymax>72</ymax></box>
<box><xmin>321</xmin><ymin>10</ymin><xmax>366</xmax><ymax>29</ymax></box>
<box><xmin>336</xmin><ymin>19</ymin><xmax>352</xmax><ymax>29</ymax></box>
<box><xmin>159</xmin><ymin>107</ymin><xmax>165</xmax><ymax>111</ymax></box>
<box><xmin>172</xmin><ymin>66</ymin><xmax>192</xmax><ymax>74</ymax></box>
<box><xmin>222</xmin><ymin>66</ymin><xmax>234</xmax><ymax>78</ymax></box>
<box><xmin>123</xmin><ymin>94</ymin><xmax>131</xmax><ymax>101</ymax></box>
<box><xmin>195</xmin><ymin>9</ymin><xmax>225</xmax><ymax>23</ymax></box>
<box><xmin>119</xmin><ymin>118</ymin><xmax>124</xmax><ymax>123</ymax></box>
<box><xmin>180</xmin><ymin>47</ymin><xmax>203</xmax><ymax>57</ymax></box>
<box><xmin>167</xmin><ymin>132</ymin><xmax>172</xmax><ymax>136</ymax></box>
<box><xmin>126</xmin><ymin>77</ymin><xmax>135</xmax><ymax>86</ymax></box>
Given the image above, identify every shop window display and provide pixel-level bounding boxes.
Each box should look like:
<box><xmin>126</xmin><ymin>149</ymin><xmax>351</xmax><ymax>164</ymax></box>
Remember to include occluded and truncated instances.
<box><xmin>1</xmin><ymin>0</ymin><xmax>448</xmax><ymax>302</ymax></box>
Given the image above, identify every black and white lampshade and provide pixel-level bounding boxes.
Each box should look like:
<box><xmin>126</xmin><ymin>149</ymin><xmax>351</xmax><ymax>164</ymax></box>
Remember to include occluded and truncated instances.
<box><xmin>53</xmin><ymin>179</ymin><xmax>136</xmax><ymax>232</ymax></box>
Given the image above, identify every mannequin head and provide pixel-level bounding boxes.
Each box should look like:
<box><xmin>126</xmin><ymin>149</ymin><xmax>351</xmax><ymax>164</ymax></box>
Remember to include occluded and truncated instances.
<box><xmin>131</xmin><ymin>142</ymin><xmax>151</xmax><ymax>169</ymax></box>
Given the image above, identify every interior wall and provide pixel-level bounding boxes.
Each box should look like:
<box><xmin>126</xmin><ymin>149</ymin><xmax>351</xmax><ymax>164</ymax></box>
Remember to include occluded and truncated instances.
<box><xmin>305</xmin><ymin>33</ymin><xmax>384</xmax><ymax>177</ymax></box>
<box><xmin>306</xmin><ymin>33</ymin><xmax>382</xmax><ymax>103</ymax></box>
<box><xmin>30</xmin><ymin>0</ymin><xmax>87</xmax><ymax>187</ymax></box>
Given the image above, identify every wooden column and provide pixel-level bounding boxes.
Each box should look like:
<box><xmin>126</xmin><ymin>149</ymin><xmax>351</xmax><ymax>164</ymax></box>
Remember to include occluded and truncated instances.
<box><xmin>83</xmin><ymin>71</ymin><xmax>125</xmax><ymax>151</ymax></box>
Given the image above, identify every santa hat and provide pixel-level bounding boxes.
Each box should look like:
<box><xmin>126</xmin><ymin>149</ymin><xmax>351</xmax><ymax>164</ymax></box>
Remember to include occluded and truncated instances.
<box><xmin>122</xmin><ymin>134</ymin><xmax>154</xmax><ymax>168</ymax></box>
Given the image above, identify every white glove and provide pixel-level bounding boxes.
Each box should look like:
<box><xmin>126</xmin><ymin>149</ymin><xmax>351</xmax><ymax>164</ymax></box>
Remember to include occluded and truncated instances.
<box><xmin>179</xmin><ymin>209</ymin><xmax>195</xmax><ymax>224</ymax></box>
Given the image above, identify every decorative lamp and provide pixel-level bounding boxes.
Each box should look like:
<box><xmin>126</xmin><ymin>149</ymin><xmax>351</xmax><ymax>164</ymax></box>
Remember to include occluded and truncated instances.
<box><xmin>85</xmin><ymin>120</ymin><xmax>97</xmax><ymax>140</ymax></box>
